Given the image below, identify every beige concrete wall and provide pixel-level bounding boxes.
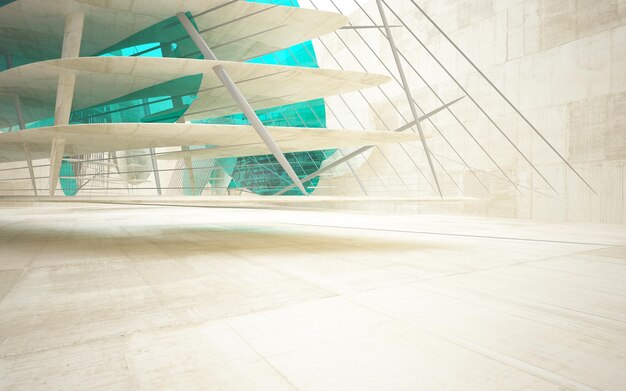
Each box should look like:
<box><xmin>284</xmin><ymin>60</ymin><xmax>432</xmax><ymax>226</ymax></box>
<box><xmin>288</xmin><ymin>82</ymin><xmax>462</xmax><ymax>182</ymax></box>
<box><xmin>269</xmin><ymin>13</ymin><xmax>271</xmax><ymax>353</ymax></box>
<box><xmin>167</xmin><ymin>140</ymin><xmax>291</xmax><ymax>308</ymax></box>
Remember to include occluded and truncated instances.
<box><xmin>315</xmin><ymin>0</ymin><xmax>626</xmax><ymax>224</ymax></box>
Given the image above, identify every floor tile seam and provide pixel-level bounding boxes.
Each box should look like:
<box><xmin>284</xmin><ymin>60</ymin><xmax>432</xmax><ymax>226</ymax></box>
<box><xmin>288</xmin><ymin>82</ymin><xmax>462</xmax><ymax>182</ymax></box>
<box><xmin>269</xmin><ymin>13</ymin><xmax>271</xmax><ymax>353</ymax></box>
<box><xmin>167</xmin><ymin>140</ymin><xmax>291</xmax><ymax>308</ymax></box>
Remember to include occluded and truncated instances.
<box><xmin>121</xmin><ymin>346</ymin><xmax>141</xmax><ymax>391</ymax></box>
<box><xmin>0</xmin><ymin>240</ymin><xmax>49</xmax><ymax>306</ymax></box>
<box><xmin>343</xmin><ymin>296</ymin><xmax>602</xmax><ymax>391</ymax></box>
<box><xmin>402</xmin><ymin>255</ymin><xmax>557</xmax><ymax>285</ymax></box>
<box><xmin>319</xmin><ymin>255</ymin><xmax>439</xmax><ymax>281</ymax></box>
<box><xmin>220</xmin><ymin>288</ymin><xmax>400</xmax><ymax>358</ymax></box>
<box><xmin>224</xmin><ymin>322</ymin><xmax>301</xmax><ymax>391</ymax></box>
<box><xmin>277</xmin><ymin>222</ymin><xmax>621</xmax><ymax>247</ymax></box>
<box><xmin>573</xmin><ymin>254</ymin><xmax>626</xmax><ymax>265</ymax></box>
<box><xmin>221</xmin><ymin>249</ymin><xmax>343</xmax><ymax>298</ymax></box>
<box><xmin>13</xmin><ymin>258</ymin><xmax>135</xmax><ymax>271</ymax></box>
<box><xmin>407</xmin><ymin>282</ymin><xmax>626</xmax><ymax>343</ymax></box>
<box><xmin>0</xmin><ymin>269</ymin><xmax>28</xmax><ymax>306</ymax></box>
<box><xmin>125</xmin><ymin>256</ymin><xmax>193</xmax><ymax>325</ymax></box>
<box><xmin>247</xmin><ymin>318</ymin><xmax>402</xmax><ymax>362</ymax></box>
<box><xmin>449</xmin><ymin>264</ymin><xmax>626</xmax><ymax>300</ymax></box>
<box><xmin>5</xmin><ymin>227</ymin><xmax>43</xmax><ymax>245</ymax></box>
<box><xmin>446</xmin><ymin>269</ymin><xmax>626</xmax><ymax>302</ymax></box>
<box><xmin>452</xmin><ymin>276</ymin><xmax>626</xmax><ymax>325</ymax></box>
<box><xmin>513</xmin><ymin>262</ymin><xmax>626</xmax><ymax>286</ymax></box>
<box><xmin>415</xmin><ymin>245</ymin><xmax>626</xmax><ymax>284</ymax></box>
<box><xmin>0</xmin><ymin>315</ymin><xmax>246</xmax><ymax>360</ymax></box>
<box><xmin>414</xmin><ymin>279</ymin><xmax>626</xmax><ymax>332</ymax></box>
<box><xmin>0</xmin><ymin>332</ymin><xmax>129</xmax><ymax>360</ymax></box>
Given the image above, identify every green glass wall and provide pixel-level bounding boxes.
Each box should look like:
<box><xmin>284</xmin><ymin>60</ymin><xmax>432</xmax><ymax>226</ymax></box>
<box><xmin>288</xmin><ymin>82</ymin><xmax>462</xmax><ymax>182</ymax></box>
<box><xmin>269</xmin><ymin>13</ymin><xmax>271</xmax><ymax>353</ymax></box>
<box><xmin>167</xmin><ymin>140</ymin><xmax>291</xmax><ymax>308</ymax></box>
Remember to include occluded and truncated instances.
<box><xmin>3</xmin><ymin>3</ymin><xmax>334</xmax><ymax>196</ymax></box>
<box><xmin>62</xmin><ymin>16</ymin><xmax>205</xmax><ymax>195</ymax></box>
<box><xmin>202</xmin><ymin>0</ymin><xmax>335</xmax><ymax>196</ymax></box>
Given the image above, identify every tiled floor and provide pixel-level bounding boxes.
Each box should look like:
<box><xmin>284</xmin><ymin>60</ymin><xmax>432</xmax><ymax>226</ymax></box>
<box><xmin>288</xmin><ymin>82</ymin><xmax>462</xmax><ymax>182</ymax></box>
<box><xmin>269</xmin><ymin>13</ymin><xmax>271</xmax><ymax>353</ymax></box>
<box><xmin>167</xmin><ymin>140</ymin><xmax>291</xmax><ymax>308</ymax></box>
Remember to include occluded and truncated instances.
<box><xmin>0</xmin><ymin>204</ymin><xmax>625</xmax><ymax>390</ymax></box>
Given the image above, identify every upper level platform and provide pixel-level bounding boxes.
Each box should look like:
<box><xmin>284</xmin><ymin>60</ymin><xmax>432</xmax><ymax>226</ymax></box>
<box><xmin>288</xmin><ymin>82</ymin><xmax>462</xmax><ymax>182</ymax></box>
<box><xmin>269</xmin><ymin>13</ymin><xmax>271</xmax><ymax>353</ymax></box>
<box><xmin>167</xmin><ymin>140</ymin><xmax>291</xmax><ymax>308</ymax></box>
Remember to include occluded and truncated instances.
<box><xmin>0</xmin><ymin>0</ymin><xmax>347</xmax><ymax>65</ymax></box>
<box><xmin>0</xmin><ymin>56</ymin><xmax>389</xmax><ymax>129</ymax></box>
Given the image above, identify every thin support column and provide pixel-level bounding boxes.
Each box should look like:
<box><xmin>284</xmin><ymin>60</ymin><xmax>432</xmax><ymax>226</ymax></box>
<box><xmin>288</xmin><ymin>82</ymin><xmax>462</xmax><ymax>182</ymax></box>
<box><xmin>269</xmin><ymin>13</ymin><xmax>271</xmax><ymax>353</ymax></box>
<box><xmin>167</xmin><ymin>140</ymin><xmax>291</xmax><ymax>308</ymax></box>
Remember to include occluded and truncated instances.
<box><xmin>61</xmin><ymin>13</ymin><xmax>84</xmax><ymax>58</ymax></box>
<box><xmin>5</xmin><ymin>51</ymin><xmax>25</xmax><ymax>133</ymax></box>
<box><xmin>345</xmin><ymin>0</ymin><xmax>499</xmax><ymax>193</ymax></box>
<box><xmin>408</xmin><ymin>0</ymin><xmax>593</xmax><ymax>194</ymax></box>
<box><xmin>176</xmin><ymin>12</ymin><xmax>307</xmax><ymax>195</ymax></box>
<box><xmin>177</xmin><ymin>117</ymin><xmax>196</xmax><ymax>195</ymax></box>
<box><xmin>382</xmin><ymin>1</ymin><xmax>557</xmax><ymax>194</ymax></box>
<box><xmin>55</xmin><ymin>13</ymin><xmax>83</xmax><ymax>124</ymax></box>
<box><xmin>23</xmin><ymin>144</ymin><xmax>37</xmax><ymax>196</ymax></box>
<box><xmin>274</xmin><ymin>102</ymin><xmax>455</xmax><ymax>196</ymax></box>
<box><xmin>275</xmin><ymin>147</ymin><xmax>373</xmax><ymax>196</ymax></box>
<box><xmin>142</xmin><ymin>99</ymin><xmax>162</xmax><ymax>196</ymax></box>
<box><xmin>181</xmin><ymin>146</ymin><xmax>196</xmax><ymax>195</ymax></box>
<box><xmin>3</xmin><ymin>48</ymin><xmax>13</xmax><ymax>68</ymax></box>
<box><xmin>150</xmin><ymin>148</ymin><xmax>162</xmax><ymax>196</ymax></box>
<box><xmin>14</xmin><ymin>95</ymin><xmax>25</xmax><ymax>130</ymax></box>
<box><xmin>14</xmin><ymin>92</ymin><xmax>37</xmax><ymax>195</ymax></box>
<box><xmin>375</xmin><ymin>0</ymin><xmax>442</xmax><ymax>198</ymax></box>
<box><xmin>6</xmin><ymin>45</ymin><xmax>37</xmax><ymax>196</ymax></box>
<box><xmin>49</xmin><ymin>137</ymin><xmax>66</xmax><ymax>196</ymax></box>
<box><xmin>54</xmin><ymin>73</ymin><xmax>76</xmax><ymax>126</ymax></box>
<box><xmin>49</xmin><ymin>13</ymin><xmax>83</xmax><ymax>195</ymax></box>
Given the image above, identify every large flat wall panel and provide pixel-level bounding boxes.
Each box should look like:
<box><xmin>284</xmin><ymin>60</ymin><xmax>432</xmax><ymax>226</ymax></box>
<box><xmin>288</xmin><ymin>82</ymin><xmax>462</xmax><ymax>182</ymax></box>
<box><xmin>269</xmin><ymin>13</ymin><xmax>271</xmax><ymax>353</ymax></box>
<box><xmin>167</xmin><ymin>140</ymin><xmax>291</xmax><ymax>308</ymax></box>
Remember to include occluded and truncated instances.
<box><xmin>314</xmin><ymin>0</ymin><xmax>625</xmax><ymax>224</ymax></box>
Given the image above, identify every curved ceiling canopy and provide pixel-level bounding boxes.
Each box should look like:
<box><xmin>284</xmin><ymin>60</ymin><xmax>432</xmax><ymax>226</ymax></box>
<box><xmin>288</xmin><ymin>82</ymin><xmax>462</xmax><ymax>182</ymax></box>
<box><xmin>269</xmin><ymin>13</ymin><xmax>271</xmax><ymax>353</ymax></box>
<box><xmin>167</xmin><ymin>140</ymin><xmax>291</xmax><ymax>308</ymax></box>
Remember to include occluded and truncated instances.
<box><xmin>0</xmin><ymin>0</ymin><xmax>348</xmax><ymax>64</ymax></box>
<box><xmin>0</xmin><ymin>56</ymin><xmax>389</xmax><ymax>128</ymax></box>
<box><xmin>0</xmin><ymin>123</ymin><xmax>417</xmax><ymax>163</ymax></box>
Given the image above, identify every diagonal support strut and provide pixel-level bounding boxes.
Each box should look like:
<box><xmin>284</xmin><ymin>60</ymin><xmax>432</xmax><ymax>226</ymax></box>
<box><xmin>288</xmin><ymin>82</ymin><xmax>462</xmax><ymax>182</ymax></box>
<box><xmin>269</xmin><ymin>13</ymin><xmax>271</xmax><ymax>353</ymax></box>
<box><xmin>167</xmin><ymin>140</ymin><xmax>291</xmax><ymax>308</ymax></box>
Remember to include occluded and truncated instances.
<box><xmin>274</xmin><ymin>100</ymin><xmax>461</xmax><ymax>196</ymax></box>
<box><xmin>176</xmin><ymin>12</ymin><xmax>307</xmax><ymax>195</ymax></box>
<box><xmin>375</xmin><ymin>0</ymin><xmax>442</xmax><ymax>199</ymax></box>
<box><xmin>408</xmin><ymin>0</ymin><xmax>595</xmax><ymax>195</ymax></box>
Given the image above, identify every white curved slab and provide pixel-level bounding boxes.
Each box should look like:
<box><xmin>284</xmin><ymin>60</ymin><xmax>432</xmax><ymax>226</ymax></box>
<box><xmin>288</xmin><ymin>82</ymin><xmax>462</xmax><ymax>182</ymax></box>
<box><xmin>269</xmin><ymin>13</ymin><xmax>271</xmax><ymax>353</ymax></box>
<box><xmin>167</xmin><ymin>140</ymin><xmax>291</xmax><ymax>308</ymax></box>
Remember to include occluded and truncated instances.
<box><xmin>0</xmin><ymin>123</ymin><xmax>418</xmax><ymax>163</ymax></box>
<box><xmin>0</xmin><ymin>0</ymin><xmax>347</xmax><ymax>62</ymax></box>
<box><xmin>0</xmin><ymin>56</ymin><xmax>389</xmax><ymax>128</ymax></box>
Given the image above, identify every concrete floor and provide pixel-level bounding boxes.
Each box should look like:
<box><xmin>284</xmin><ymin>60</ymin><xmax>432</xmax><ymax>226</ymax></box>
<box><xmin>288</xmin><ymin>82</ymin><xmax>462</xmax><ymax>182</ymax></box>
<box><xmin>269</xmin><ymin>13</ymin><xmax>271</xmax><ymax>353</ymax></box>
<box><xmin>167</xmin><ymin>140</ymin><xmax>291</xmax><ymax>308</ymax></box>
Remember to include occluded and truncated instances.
<box><xmin>0</xmin><ymin>204</ymin><xmax>625</xmax><ymax>390</ymax></box>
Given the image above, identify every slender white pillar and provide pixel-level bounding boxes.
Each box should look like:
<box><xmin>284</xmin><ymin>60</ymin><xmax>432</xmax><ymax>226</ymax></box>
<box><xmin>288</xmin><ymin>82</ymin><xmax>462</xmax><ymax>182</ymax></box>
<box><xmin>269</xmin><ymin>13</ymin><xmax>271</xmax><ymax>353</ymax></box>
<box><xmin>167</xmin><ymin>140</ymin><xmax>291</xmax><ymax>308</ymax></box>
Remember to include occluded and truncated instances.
<box><xmin>22</xmin><ymin>144</ymin><xmax>38</xmax><ymax>196</ymax></box>
<box><xmin>54</xmin><ymin>73</ymin><xmax>76</xmax><ymax>126</ymax></box>
<box><xmin>149</xmin><ymin>148</ymin><xmax>162</xmax><ymax>196</ymax></box>
<box><xmin>274</xmin><ymin>99</ymin><xmax>466</xmax><ymax>196</ymax></box>
<box><xmin>375</xmin><ymin>0</ymin><xmax>442</xmax><ymax>198</ymax></box>
<box><xmin>182</xmin><ymin>146</ymin><xmax>197</xmax><ymax>195</ymax></box>
<box><xmin>7</xmin><ymin>51</ymin><xmax>38</xmax><ymax>195</ymax></box>
<box><xmin>49</xmin><ymin>137</ymin><xmax>66</xmax><ymax>196</ymax></box>
<box><xmin>16</xmin><ymin>95</ymin><xmax>37</xmax><ymax>195</ymax></box>
<box><xmin>50</xmin><ymin>13</ymin><xmax>84</xmax><ymax>196</ymax></box>
<box><xmin>54</xmin><ymin>13</ymin><xmax>83</xmax><ymax>125</ymax></box>
<box><xmin>61</xmin><ymin>13</ymin><xmax>84</xmax><ymax>58</ymax></box>
<box><xmin>14</xmin><ymin>95</ymin><xmax>25</xmax><ymax>130</ymax></box>
<box><xmin>176</xmin><ymin>117</ymin><xmax>196</xmax><ymax>195</ymax></box>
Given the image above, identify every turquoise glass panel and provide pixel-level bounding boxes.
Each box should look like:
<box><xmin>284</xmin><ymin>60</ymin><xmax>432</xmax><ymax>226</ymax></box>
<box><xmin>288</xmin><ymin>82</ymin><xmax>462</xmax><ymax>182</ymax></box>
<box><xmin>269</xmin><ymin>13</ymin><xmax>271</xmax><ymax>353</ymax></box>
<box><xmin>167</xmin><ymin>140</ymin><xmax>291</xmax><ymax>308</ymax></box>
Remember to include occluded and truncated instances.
<box><xmin>58</xmin><ymin>15</ymin><xmax>204</xmax><ymax>195</ymax></box>
<box><xmin>59</xmin><ymin>161</ymin><xmax>78</xmax><ymax>196</ymax></box>
<box><xmin>207</xmin><ymin>0</ymin><xmax>335</xmax><ymax>196</ymax></box>
<box><xmin>6</xmin><ymin>5</ymin><xmax>333</xmax><ymax>196</ymax></box>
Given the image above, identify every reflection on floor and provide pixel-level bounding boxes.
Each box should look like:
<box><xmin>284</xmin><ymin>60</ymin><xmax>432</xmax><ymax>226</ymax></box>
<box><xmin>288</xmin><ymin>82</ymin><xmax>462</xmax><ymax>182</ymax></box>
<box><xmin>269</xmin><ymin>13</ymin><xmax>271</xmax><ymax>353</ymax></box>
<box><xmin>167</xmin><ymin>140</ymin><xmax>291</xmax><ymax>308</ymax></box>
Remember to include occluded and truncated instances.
<box><xmin>1</xmin><ymin>204</ymin><xmax>625</xmax><ymax>390</ymax></box>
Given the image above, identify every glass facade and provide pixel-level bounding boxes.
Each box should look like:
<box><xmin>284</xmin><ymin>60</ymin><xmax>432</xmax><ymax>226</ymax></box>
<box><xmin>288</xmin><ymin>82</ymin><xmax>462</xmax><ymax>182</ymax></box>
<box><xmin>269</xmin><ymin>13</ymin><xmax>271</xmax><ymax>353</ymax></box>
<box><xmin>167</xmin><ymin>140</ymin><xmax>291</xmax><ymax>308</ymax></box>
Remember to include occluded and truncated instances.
<box><xmin>1</xmin><ymin>1</ymin><xmax>334</xmax><ymax>196</ymax></box>
<box><xmin>195</xmin><ymin>0</ymin><xmax>334</xmax><ymax>196</ymax></box>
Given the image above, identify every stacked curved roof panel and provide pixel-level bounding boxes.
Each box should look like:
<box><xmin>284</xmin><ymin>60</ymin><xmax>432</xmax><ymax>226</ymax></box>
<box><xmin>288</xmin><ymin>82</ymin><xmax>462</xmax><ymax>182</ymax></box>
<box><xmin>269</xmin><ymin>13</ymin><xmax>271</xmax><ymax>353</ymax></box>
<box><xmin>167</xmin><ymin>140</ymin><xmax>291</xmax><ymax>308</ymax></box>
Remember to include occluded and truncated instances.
<box><xmin>0</xmin><ymin>0</ymin><xmax>348</xmax><ymax>63</ymax></box>
<box><xmin>0</xmin><ymin>0</ymin><xmax>413</xmax><ymax>196</ymax></box>
<box><xmin>0</xmin><ymin>57</ymin><xmax>389</xmax><ymax>128</ymax></box>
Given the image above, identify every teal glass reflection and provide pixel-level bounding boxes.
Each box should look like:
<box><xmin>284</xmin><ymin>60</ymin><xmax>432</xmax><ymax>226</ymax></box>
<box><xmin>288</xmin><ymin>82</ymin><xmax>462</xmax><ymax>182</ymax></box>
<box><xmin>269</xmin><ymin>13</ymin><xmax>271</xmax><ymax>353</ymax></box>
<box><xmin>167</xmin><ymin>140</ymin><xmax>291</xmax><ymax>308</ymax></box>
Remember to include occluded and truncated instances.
<box><xmin>209</xmin><ymin>0</ymin><xmax>335</xmax><ymax>196</ymax></box>
<box><xmin>5</xmin><ymin>4</ymin><xmax>334</xmax><ymax>196</ymax></box>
